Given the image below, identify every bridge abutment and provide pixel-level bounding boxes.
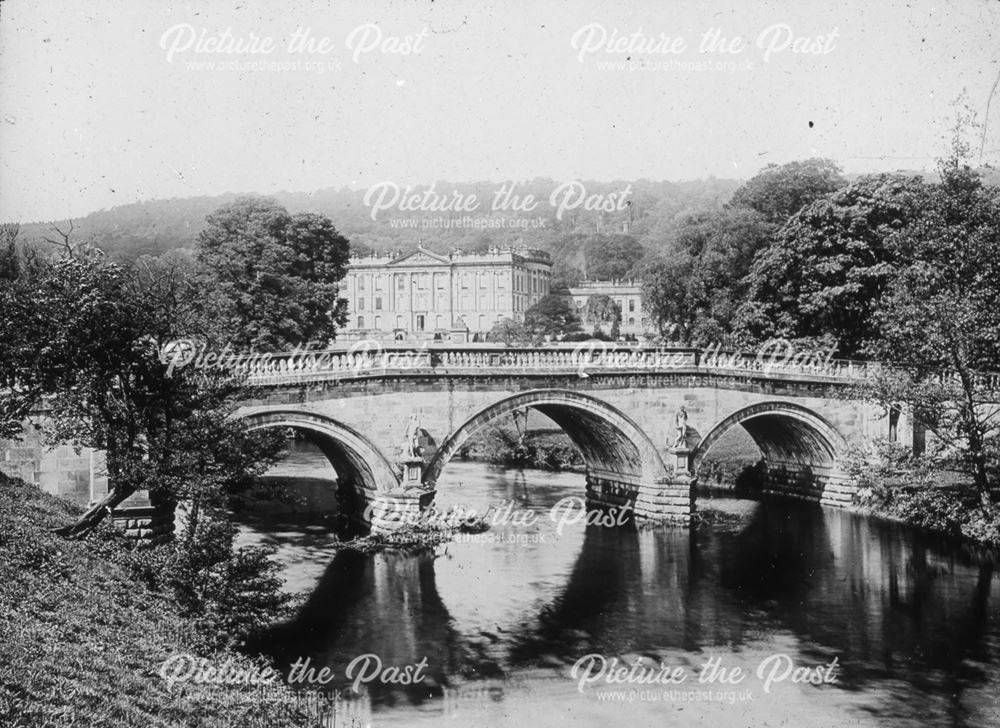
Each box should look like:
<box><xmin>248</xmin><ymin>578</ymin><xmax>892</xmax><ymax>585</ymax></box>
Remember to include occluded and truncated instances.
<box><xmin>585</xmin><ymin>469</ymin><xmax>694</xmax><ymax>525</ymax></box>
<box><xmin>111</xmin><ymin>490</ymin><xmax>176</xmax><ymax>545</ymax></box>
<box><xmin>759</xmin><ymin>459</ymin><xmax>853</xmax><ymax>507</ymax></box>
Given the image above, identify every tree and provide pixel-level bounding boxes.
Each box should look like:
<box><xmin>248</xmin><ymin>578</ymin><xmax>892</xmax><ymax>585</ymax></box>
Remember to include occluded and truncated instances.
<box><xmin>524</xmin><ymin>294</ymin><xmax>583</xmax><ymax>341</ymax></box>
<box><xmin>197</xmin><ymin>197</ymin><xmax>350</xmax><ymax>350</ymax></box>
<box><xmin>638</xmin><ymin>207</ymin><xmax>771</xmax><ymax>344</ymax></box>
<box><xmin>547</xmin><ymin>232</ymin><xmax>646</xmax><ymax>286</ymax></box>
<box><xmin>583</xmin><ymin>233</ymin><xmax>645</xmax><ymax>280</ymax></box>
<box><xmin>729</xmin><ymin>158</ymin><xmax>846</xmax><ymax>224</ymax></box>
<box><xmin>584</xmin><ymin>294</ymin><xmax>622</xmax><ymax>338</ymax></box>
<box><xmin>733</xmin><ymin>174</ymin><xmax>929</xmax><ymax>356</ymax></box>
<box><xmin>490</xmin><ymin>317</ymin><xmax>530</xmax><ymax>345</ymax></box>
<box><xmin>0</xmin><ymin>243</ymin><xmax>285</xmax><ymax>536</ymax></box>
<box><xmin>0</xmin><ymin>234</ymin><xmax>293</xmax><ymax>645</ymax></box>
<box><xmin>637</xmin><ymin>254</ymin><xmax>693</xmax><ymax>342</ymax></box>
<box><xmin>864</xmin><ymin>151</ymin><xmax>1000</xmax><ymax>506</ymax></box>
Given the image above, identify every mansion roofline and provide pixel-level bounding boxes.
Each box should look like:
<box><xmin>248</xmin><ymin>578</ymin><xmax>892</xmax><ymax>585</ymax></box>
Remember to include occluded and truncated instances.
<box><xmin>348</xmin><ymin>245</ymin><xmax>551</xmax><ymax>268</ymax></box>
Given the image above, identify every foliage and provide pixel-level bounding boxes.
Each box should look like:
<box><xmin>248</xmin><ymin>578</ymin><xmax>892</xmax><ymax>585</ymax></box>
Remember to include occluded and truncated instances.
<box><xmin>197</xmin><ymin>196</ymin><xmax>350</xmax><ymax>350</ymax></box>
<box><xmin>489</xmin><ymin>317</ymin><xmax>530</xmax><ymax>345</ymax></box>
<box><xmin>0</xmin><ymin>473</ymin><xmax>313</xmax><ymax>728</ymax></box>
<box><xmin>479</xmin><ymin>425</ymin><xmax>583</xmax><ymax>471</ymax></box>
<box><xmin>639</xmin><ymin>207</ymin><xmax>772</xmax><ymax>344</ymax></box>
<box><xmin>860</xmin><ymin>137</ymin><xmax>1000</xmax><ymax>502</ymax></box>
<box><xmin>583</xmin><ymin>294</ymin><xmax>622</xmax><ymax>338</ymax></box>
<box><xmin>845</xmin><ymin>440</ymin><xmax>1000</xmax><ymax>545</ymax></box>
<box><xmin>547</xmin><ymin>232</ymin><xmax>646</xmax><ymax>287</ymax></box>
<box><xmin>733</xmin><ymin>174</ymin><xmax>928</xmax><ymax>355</ymax></box>
<box><xmin>107</xmin><ymin>512</ymin><xmax>291</xmax><ymax>650</ymax></box>
<box><xmin>0</xmin><ymin>237</ymin><xmax>293</xmax><ymax>655</ymax></box>
<box><xmin>0</xmin><ymin>240</ymin><xmax>287</xmax><ymax>536</ymax></box>
<box><xmin>728</xmin><ymin>158</ymin><xmax>846</xmax><ymax>223</ymax></box>
<box><xmin>524</xmin><ymin>293</ymin><xmax>583</xmax><ymax>341</ymax></box>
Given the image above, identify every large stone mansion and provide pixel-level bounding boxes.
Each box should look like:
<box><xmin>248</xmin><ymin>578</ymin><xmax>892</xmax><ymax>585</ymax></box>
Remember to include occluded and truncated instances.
<box><xmin>340</xmin><ymin>245</ymin><xmax>648</xmax><ymax>340</ymax></box>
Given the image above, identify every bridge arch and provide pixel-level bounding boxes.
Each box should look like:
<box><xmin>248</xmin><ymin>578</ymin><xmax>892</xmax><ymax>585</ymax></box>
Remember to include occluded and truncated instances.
<box><xmin>423</xmin><ymin>389</ymin><xmax>671</xmax><ymax>488</ymax></box>
<box><xmin>240</xmin><ymin>409</ymin><xmax>400</xmax><ymax>509</ymax></box>
<box><xmin>690</xmin><ymin>402</ymin><xmax>847</xmax><ymax>485</ymax></box>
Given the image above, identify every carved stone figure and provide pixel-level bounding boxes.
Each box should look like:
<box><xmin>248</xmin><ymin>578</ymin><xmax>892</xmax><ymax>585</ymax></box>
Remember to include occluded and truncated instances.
<box><xmin>401</xmin><ymin>414</ymin><xmax>421</xmax><ymax>458</ymax></box>
<box><xmin>673</xmin><ymin>406</ymin><xmax>688</xmax><ymax>448</ymax></box>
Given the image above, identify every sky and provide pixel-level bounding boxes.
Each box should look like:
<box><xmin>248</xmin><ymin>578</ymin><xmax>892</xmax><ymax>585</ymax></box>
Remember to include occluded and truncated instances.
<box><xmin>1</xmin><ymin>0</ymin><xmax>998</xmax><ymax>223</ymax></box>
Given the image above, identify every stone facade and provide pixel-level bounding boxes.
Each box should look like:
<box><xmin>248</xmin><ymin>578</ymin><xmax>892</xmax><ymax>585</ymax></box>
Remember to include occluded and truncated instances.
<box><xmin>341</xmin><ymin>246</ymin><xmax>552</xmax><ymax>339</ymax></box>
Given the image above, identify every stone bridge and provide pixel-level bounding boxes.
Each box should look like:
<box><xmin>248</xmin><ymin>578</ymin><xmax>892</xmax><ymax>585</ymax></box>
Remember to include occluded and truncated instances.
<box><xmin>228</xmin><ymin>343</ymin><xmax>898</xmax><ymax>530</ymax></box>
<box><xmin>3</xmin><ymin>343</ymin><xmax>919</xmax><ymax>533</ymax></box>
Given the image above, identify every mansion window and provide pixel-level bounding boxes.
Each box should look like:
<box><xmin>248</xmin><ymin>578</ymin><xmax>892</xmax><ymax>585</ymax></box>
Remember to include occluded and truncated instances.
<box><xmin>375</xmin><ymin>297</ymin><xmax>383</xmax><ymax>310</ymax></box>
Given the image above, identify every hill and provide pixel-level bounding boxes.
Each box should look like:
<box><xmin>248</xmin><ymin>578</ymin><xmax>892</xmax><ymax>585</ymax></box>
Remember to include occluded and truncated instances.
<box><xmin>16</xmin><ymin>178</ymin><xmax>744</xmax><ymax>265</ymax></box>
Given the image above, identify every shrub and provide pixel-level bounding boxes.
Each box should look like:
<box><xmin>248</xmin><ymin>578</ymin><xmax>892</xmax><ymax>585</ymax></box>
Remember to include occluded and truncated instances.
<box><xmin>846</xmin><ymin>439</ymin><xmax>1000</xmax><ymax>546</ymax></box>
<box><xmin>96</xmin><ymin>508</ymin><xmax>291</xmax><ymax>651</ymax></box>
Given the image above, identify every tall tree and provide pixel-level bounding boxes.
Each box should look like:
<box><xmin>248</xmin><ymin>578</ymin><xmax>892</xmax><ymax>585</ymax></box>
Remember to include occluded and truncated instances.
<box><xmin>865</xmin><ymin>152</ymin><xmax>1000</xmax><ymax>505</ymax></box>
<box><xmin>733</xmin><ymin>174</ymin><xmax>929</xmax><ymax>356</ymax></box>
<box><xmin>639</xmin><ymin>207</ymin><xmax>771</xmax><ymax>344</ymax></box>
<box><xmin>0</xmin><ymin>244</ymin><xmax>284</xmax><ymax>536</ymax></box>
<box><xmin>729</xmin><ymin>158</ymin><xmax>846</xmax><ymax>224</ymax></box>
<box><xmin>197</xmin><ymin>197</ymin><xmax>350</xmax><ymax>350</ymax></box>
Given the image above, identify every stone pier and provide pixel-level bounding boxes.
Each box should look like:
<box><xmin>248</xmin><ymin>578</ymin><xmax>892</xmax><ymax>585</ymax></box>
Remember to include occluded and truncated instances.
<box><xmin>367</xmin><ymin>489</ymin><xmax>437</xmax><ymax>534</ymax></box>
<box><xmin>585</xmin><ymin>466</ymin><xmax>694</xmax><ymax>525</ymax></box>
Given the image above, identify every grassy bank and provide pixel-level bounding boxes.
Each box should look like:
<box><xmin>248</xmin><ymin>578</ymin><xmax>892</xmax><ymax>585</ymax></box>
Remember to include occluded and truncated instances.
<box><xmin>0</xmin><ymin>473</ymin><xmax>315</xmax><ymax>728</ymax></box>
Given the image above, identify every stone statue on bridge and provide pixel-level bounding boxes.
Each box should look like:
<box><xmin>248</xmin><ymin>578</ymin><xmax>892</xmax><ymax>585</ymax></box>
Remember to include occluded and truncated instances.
<box><xmin>401</xmin><ymin>414</ymin><xmax>422</xmax><ymax>459</ymax></box>
<box><xmin>673</xmin><ymin>406</ymin><xmax>689</xmax><ymax>449</ymax></box>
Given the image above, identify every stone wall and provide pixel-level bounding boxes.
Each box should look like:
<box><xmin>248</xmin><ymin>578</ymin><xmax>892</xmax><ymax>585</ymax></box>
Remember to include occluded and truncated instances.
<box><xmin>1</xmin><ymin>425</ymin><xmax>107</xmax><ymax>506</ymax></box>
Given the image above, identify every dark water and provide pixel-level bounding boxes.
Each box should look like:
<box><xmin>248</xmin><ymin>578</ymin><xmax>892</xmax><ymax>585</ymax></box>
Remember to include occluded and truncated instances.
<box><xmin>235</xmin><ymin>444</ymin><xmax>1000</xmax><ymax>727</ymax></box>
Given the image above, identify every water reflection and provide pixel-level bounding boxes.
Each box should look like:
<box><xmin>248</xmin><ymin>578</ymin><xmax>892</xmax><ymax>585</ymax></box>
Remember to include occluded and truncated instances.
<box><xmin>243</xmin><ymin>461</ymin><xmax>1000</xmax><ymax>727</ymax></box>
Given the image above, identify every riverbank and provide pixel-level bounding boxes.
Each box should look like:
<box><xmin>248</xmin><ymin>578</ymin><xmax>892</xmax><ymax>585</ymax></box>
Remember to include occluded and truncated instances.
<box><xmin>461</xmin><ymin>428</ymin><xmax>585</xmax><ymax>472</ymax></box>
<box><xmin>842</xmin><ymin>444</ymin><xmax>1000</xmax><ymax>549</ymax></box>
<box><xmin>0</xmin><ymin>473</ymin><xmax>317</xmax><ymax>728</ymax></box>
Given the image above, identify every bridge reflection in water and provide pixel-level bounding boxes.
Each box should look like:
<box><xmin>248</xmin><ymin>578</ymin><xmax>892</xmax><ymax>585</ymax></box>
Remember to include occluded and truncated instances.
<box><xmin>246</xmin><ymin>465</ymin><xmax>1000</xmax><ymax>727</ymax></box>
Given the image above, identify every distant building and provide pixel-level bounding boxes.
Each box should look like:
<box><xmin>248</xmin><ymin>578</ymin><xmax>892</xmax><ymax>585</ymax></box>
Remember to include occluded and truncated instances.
<box><xmin>566</xmin><ymin>280</ymin><xmax>648</xmax><ymax>338</ymax></box>
<box><xmin>341</xmin><ymin>246</ymin><xmax>552</xmax><ymax>340</ymax></box>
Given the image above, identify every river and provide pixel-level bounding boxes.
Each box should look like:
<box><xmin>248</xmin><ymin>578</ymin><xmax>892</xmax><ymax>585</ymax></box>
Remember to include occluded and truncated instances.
<box><xmin>233</xmin><ymin>441</ymin><xmax>1000</xmax><ymax>727</ymax></box>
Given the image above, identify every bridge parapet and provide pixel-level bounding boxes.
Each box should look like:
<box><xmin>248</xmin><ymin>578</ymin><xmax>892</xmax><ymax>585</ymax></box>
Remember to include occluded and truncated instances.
<box><xmin>193</xmin><ymin>343</ymin><xmax>880</xmax><ymax>388</ymax></box>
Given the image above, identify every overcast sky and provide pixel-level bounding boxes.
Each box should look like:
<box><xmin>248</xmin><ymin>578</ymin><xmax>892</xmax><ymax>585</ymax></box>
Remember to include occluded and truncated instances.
<box><xmin>1</xmin><ymin>0</ymin><xmax>998</xmax><ymax>223</ymax></box>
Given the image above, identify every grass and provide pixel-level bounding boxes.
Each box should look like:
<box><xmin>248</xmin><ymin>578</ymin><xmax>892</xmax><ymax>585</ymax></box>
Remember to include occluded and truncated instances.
<box><xmin>0</xmin><ymin>473</ymin><xmax>318</xmax><ymax>728</ymax></box>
